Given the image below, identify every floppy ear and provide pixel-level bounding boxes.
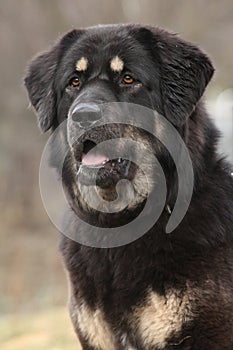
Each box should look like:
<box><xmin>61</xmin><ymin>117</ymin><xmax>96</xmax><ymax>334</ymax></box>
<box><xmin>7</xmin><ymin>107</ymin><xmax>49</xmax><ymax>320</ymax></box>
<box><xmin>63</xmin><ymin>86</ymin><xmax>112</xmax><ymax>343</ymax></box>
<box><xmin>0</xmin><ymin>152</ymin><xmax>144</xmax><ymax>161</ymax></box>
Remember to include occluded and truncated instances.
<box><xmin>131</xmin><ymin>26</ymin><xmax>214</xmax><ymax>125</ymax></box>
<box><xmin>24</xmin><ymin>29</ymin><xmax>83</xmax><ymax>132</ymax></box>
<box><xmin>156</xmin><ymin>29</ymin><xmax>214</xmax><ymax>125</ymax></box>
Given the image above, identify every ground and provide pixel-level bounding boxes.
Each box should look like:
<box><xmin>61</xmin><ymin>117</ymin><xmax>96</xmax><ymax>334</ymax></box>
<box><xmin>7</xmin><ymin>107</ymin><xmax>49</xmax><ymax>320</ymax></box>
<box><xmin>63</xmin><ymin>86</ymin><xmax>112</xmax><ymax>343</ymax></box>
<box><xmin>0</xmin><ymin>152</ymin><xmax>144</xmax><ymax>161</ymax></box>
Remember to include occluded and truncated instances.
<box><xmin>0</xmin><ymin>307</ymin><xmax>81</xmax><ymax>350</ymax></box>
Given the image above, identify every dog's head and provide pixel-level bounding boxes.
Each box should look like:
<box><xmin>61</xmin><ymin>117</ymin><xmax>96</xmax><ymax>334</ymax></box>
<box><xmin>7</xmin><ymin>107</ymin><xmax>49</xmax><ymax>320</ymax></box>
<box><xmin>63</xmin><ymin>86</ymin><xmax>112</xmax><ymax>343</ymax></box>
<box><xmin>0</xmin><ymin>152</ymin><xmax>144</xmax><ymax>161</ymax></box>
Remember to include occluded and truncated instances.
<box><xmin>25</xmin><ymin>25</ymin><xmax>214</xmax><ymax>223</ymax></box>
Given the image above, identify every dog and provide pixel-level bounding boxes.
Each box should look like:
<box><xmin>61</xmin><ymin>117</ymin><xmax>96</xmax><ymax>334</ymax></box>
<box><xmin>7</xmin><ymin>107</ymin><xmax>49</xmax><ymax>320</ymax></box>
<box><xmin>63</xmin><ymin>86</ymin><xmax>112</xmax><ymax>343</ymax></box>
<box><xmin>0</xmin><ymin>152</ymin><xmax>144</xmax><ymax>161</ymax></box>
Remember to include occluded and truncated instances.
<box><xmin>25</xmin><ymin>24</ymin><xmax>233</xmax><ymax>349</ymax></box>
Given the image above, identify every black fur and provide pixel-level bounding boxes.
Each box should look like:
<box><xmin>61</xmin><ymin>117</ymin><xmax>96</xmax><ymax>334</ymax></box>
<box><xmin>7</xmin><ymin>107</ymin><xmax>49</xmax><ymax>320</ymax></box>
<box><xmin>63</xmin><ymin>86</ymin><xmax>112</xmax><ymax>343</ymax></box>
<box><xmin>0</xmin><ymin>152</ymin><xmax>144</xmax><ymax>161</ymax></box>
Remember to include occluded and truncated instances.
<box><xmin>25</xmin><ymin>24</ymin><xmax>233</xmax><ymax>349</ymax></box>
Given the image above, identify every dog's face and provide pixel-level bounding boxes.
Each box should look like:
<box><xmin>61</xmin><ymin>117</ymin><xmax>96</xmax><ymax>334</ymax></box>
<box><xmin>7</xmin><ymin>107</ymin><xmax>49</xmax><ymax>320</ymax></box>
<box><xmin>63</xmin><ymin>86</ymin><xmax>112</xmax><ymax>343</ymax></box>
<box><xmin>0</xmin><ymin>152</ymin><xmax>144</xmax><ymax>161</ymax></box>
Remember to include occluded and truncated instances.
<box><xmin>25</xmin><ymin>24</ymin><xmax>214</xmax><ymax>221</ymax></box>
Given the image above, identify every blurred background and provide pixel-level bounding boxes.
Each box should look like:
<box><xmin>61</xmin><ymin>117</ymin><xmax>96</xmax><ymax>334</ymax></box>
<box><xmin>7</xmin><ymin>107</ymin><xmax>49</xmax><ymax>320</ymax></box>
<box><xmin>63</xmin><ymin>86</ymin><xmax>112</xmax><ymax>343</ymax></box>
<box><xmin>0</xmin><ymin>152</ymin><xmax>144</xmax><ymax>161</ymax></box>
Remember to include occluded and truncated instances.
<box><xmin>0</xmin><ymin>1</ymin><xmax>232</xmax><ymax>349</ymax></box>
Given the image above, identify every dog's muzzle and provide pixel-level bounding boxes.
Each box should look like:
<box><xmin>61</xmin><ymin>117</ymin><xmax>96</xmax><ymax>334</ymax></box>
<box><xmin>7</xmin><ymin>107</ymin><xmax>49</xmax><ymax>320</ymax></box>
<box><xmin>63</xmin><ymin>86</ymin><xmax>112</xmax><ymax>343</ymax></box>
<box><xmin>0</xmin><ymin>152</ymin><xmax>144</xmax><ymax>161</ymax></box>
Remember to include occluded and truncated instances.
<box><xmin>67</xmin><ymin>102</ymin><xmax>138</xmax><ymax>188</ymax></box>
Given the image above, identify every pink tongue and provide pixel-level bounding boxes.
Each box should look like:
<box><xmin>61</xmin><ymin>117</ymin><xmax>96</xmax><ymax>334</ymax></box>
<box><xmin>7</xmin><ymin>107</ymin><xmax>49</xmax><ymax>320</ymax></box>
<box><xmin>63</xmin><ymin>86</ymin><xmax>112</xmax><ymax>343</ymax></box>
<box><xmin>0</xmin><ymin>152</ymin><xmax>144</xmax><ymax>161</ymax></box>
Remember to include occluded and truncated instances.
<box><xmin>81</xmin><ymin>152</ymin><xmax>108</xmax><ymax>166</ymax></box>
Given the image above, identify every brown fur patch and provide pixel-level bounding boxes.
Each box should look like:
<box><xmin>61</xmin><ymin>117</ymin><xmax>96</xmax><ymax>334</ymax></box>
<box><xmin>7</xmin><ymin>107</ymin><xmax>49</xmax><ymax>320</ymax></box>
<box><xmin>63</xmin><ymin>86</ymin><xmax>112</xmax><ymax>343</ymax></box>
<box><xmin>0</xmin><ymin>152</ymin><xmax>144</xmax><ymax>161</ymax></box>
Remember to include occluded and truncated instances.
<box><xmin>76</xmin><ymin>57</ymin><xmax>88</xmax><ymax>72</ymax></box>
<box><xmin>70</xmin><ymin>299</ymin><xmax>117</xmax><ymax>350</ymax></box>
<box><xmin>132</xmin><ymin>288</ymin><xmax>194</xmax><ymax>349</ymax></box>
<box><xmin>110</xmin><ymin>56</ymin><xmax>124</xmax><ymax>72</ymax></box>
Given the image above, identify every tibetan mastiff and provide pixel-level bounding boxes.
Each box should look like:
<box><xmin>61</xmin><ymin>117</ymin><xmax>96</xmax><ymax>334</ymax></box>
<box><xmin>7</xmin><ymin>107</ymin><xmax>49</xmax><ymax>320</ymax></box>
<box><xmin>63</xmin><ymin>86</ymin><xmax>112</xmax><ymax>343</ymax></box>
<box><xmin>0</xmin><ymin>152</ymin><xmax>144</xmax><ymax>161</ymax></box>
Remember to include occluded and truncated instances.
<box><xmin>25</xmin><ymin>24</ymin><xmax>233</xmax><ymax>349</ymax></box>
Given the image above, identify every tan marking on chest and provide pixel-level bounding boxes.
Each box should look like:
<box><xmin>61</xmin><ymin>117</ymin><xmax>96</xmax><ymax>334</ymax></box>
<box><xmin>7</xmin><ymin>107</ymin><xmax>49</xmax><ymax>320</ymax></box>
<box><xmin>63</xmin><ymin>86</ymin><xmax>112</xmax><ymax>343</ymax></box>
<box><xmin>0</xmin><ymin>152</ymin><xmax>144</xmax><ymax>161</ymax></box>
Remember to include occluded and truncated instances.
<box><xmin>132</xmin><ymin>288</ymin><xmax>194</xmax><ymax>349</ymax></box>
<box><xmin>71</xmin><ymin>301</ymin><xmax>117</xmax><ymax>350</ymax></box>
<box><xmin>76</xmin><ymin>57</ymin><xmax>88</xmax><ymax>72</ymax></box>
<box><xmin>110</xmin><ymin>56</ymin><xmax>124</xmax><ymax>72</ymax></box>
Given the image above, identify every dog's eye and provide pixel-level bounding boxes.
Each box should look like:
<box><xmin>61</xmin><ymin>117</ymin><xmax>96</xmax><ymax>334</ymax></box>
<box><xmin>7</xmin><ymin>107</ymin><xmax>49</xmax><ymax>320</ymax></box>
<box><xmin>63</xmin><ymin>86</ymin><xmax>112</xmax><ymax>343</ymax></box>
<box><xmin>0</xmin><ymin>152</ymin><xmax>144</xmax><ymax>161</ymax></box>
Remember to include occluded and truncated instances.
<box><xmin>122</xmin><ymin>74</ymin><xmax>134</xmax><ymax>85</ymax></box>
<box><xmin>69</xmin><ymin>77</ymin><xmax>80</xmax><ymax>87</ymax></box>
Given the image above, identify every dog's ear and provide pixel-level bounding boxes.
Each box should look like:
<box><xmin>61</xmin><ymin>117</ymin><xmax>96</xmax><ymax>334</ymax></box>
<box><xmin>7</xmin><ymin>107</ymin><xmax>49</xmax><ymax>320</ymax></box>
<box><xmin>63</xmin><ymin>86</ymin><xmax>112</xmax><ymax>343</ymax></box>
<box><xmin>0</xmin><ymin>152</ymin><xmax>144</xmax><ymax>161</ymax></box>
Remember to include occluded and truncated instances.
<box><xmin>157</xmin><ymin>30</ymin><xmax>214</xmax><ymax>125</ymax></box>
<box><xmin>131</xmin><ymin>26</ymin><xmax>214</xmax><ymax>125</ymax></box>
<box><xmin>24</xmin><ymin>29</ymin><xmax>83</xmax><ymax>132</ymax></box>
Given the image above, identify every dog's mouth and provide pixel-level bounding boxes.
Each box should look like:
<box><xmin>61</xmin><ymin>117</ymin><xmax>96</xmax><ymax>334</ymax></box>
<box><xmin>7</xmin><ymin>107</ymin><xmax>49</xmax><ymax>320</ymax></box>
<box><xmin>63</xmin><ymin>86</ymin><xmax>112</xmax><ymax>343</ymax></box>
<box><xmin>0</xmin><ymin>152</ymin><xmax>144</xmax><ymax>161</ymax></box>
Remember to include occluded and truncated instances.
<box><xmin>77</xmin><ymin>140</ymin><xmax>137</xmax><ymax>188</ymax></box>
<box><xmin>81</xmin><ymin>140</ymin><xmax>109</xmax><ymax>166</ymax></box>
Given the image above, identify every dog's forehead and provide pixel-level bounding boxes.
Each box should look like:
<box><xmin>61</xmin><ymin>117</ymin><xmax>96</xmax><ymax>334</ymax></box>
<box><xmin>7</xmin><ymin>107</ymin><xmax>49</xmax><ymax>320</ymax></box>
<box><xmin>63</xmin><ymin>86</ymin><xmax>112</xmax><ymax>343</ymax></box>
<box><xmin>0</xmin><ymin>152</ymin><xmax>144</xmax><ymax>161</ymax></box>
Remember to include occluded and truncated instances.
<box><xmin>64</xmin><ymin>29</ymin><xmax>147</xmax><ymax>73</ymax></box>
<box><xmin>56</xmin><ymin>27</ymin><xmax>156</xmax><ymax>87</ymax></box>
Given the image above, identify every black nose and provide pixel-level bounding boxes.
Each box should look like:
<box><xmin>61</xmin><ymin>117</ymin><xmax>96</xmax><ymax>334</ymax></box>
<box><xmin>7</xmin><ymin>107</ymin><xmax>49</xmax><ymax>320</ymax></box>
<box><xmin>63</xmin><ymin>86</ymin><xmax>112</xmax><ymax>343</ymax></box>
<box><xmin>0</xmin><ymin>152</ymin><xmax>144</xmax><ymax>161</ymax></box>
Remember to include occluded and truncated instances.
<box><xmin>71</xmin><ymin>103</ymin><xmax>101</xmax><ymax>128</ymax></box>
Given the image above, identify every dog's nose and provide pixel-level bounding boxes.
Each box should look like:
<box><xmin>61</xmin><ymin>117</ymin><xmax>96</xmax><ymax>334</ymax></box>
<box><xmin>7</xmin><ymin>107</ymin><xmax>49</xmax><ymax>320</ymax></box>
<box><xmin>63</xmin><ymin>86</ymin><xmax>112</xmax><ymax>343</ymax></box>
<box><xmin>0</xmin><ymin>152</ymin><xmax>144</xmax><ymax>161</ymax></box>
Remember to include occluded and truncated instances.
<box><xmin>71</xmin><ymin>103</ymin><xmax>101</xmax><ymax>128</ymax></box>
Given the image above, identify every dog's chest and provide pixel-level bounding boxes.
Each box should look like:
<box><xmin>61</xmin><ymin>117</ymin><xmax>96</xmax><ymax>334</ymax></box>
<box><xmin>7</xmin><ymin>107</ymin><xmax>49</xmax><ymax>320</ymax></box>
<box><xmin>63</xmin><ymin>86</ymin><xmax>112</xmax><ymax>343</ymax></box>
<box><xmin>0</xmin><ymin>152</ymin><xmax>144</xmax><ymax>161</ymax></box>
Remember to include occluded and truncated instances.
<box><xmin>71</xmin><ymin>288</ymin><xmax>194</xmax><ymax>350</ymax></box>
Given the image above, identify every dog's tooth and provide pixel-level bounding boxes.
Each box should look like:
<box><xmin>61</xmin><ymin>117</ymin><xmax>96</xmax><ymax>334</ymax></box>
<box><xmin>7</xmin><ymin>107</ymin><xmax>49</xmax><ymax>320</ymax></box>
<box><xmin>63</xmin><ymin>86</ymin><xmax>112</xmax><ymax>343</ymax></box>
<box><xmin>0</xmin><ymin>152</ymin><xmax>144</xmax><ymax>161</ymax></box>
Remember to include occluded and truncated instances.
<box><xmin>112</xmin><ymin>162</ymin><xmax>115</xmax><ymax>167</ymax></box>
<box><xmin>102</xmin><ymin>158</ymin><xmax>109</xmax><ymax>164</ymax></box>
<box><xmin>118</xmin><ymin>157</ymin><xmax>122</xmax><ymax>163</ymax></box>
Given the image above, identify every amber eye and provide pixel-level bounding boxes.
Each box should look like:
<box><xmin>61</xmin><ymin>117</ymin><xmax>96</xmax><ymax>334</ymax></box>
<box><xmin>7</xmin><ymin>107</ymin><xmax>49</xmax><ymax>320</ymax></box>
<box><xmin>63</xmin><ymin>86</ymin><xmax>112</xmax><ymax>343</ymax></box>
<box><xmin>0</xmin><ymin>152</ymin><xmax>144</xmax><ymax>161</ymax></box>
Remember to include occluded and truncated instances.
<box><xmin>70</xmin><ymin>77</ymin><xmax>80</xmax><ymax>87</ymax></box>
<box><xmin>122</xmin><ymin>74</ymin><xmax>134</xmax><ymax>85</ymax></box>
